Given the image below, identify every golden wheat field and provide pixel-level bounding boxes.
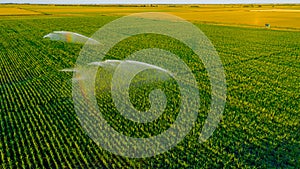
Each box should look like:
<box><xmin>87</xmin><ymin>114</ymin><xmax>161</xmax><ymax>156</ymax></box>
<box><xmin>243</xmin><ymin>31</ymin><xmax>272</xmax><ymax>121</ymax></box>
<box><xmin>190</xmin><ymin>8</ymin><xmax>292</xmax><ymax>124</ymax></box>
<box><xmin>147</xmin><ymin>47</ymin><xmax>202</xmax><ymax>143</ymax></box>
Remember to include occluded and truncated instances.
<box><xmin>0</xmin><ymin>7</ymin><xmax>40</xmax><ymax>15</ymax></box>
<box><xmin>1</xmin><ymin>4</ymin><xmax>300</xmax><ymax>30</ymax></box>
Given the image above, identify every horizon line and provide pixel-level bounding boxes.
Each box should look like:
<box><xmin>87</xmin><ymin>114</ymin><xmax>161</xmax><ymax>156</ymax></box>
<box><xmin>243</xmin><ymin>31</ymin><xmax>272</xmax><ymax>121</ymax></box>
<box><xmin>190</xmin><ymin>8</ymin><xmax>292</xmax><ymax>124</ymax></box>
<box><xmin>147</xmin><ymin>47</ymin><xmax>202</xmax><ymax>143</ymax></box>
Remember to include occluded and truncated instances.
<box><xmin>1</xmin><ymin>2</ymin><xmax>300</xmax><ymax>5</ymax></box>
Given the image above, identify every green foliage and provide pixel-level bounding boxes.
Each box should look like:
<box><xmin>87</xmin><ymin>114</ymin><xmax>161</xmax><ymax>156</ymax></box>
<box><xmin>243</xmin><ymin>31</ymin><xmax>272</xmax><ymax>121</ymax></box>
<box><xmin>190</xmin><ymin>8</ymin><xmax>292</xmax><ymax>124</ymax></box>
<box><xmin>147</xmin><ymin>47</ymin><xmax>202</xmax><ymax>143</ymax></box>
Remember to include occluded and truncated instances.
<box><xmin>0</xmin><ymin>15</ymin><xmax>299</xmax><ymax>168</ymax></box>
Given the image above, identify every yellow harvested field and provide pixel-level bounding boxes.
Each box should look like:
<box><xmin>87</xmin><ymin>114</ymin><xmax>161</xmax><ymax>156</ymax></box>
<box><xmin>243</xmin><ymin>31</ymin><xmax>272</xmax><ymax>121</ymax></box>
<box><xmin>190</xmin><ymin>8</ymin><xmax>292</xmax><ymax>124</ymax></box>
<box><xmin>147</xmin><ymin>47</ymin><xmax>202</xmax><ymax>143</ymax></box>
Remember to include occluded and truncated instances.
<box><xmin>0</xmin><ymin>7</ymin><xmax>41</xmax><ymax>15</ymax></box>
<box><xmin>172</xmin><ymin>8</ymin><xmax>300</xmax><ymax>29</ymax></box>
<box><xmin>1</xmin><ymin>4</ymin><xmax>300</xmax><ymax>30</ymax></box>
<box><xmin>250</xmin><ymin>9</ymin><xmax>300</xmax><ymax>12</ymax></box>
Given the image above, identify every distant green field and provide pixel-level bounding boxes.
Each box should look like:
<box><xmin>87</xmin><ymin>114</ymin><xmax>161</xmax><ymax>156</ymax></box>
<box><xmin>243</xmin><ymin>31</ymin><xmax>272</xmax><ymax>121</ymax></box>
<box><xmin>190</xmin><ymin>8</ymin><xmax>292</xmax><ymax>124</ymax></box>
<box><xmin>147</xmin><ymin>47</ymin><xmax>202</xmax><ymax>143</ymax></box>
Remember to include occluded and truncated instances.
<box><xmin>0</xmin><ymin>12</ymin><xmax>299</xmax><ymax>168</ymax></box>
